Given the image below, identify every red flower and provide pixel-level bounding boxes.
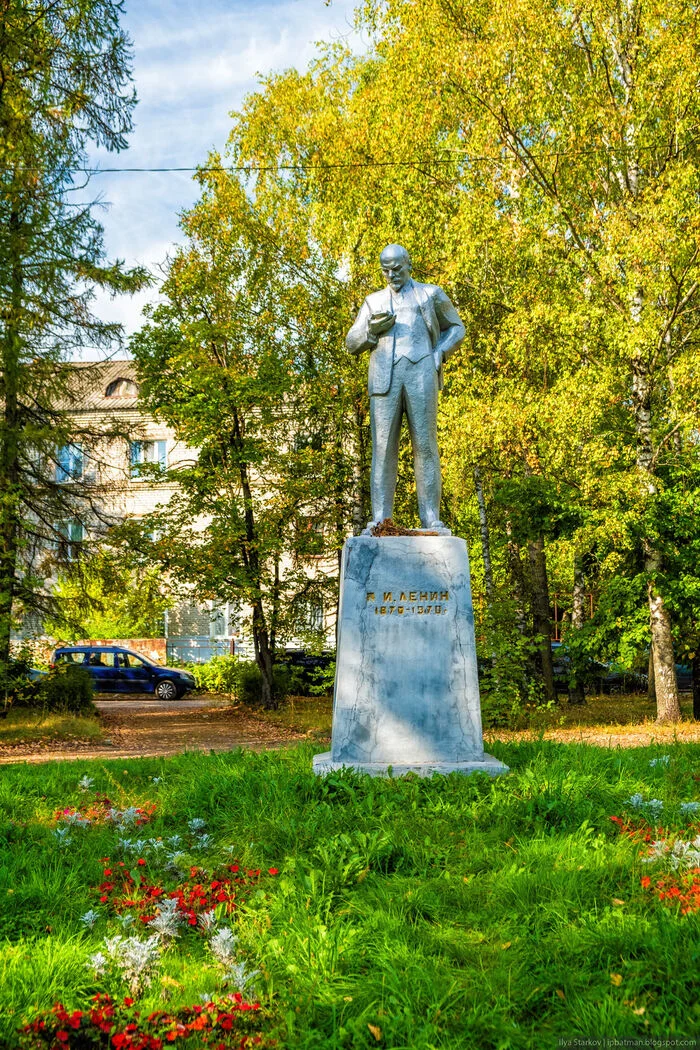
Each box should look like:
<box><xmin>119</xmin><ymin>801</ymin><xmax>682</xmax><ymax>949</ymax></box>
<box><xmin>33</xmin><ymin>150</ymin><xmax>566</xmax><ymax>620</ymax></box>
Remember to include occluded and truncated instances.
<box><xmin>137</xmin><ymin>858</ymin><xmax>146</xmax><ymax>866</ymax></box>
<box><xmin>100</xmin><ymin>895</ymin><xmax>108</xmax><ymax>903</ymax></box>
<box><xmin>104</xmin><ymin>868</ymin><xmax>113</xmax><ymax>876</ymax></box>
<box><xmin>56</xmin><ymin>1033</ymin><xmax>69</xmax><ymax>1044</ymax></box>
<box><xmin>124</xmin><ymin>998</ymin><xmax>135</xmax><ymax>1007</ymax></box>
<box><xmin>641</xmin><ymin>876</ymin><xmax>651</xmax><ymax>889</ymax></box>
<box><xmin>268</xmin><ymin>867</ymin><xmax>279</xmax><ymax>875</ymax></box>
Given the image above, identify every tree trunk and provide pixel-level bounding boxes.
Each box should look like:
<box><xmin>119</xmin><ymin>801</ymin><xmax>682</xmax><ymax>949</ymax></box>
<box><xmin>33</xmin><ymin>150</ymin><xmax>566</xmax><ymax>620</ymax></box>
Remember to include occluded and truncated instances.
<box><xmin>505</xmin><ymin>522</ymin><xmax>527</xmax><ymax>637</ymax></box>
<box><xmin>0</xmin><ymin>211</ymin><xmax>23</xmax><ymax>692</ymax></box>
<box><xmin>473</xmin><ymin>463</ymin><xmax>494</xmax><ymax>609</ymax></box>
<box><xmin>692</xmin><ymin>650</ymin><xmax>700</xmax><ymax>721</ymax></box>
<box><xmin>232</xmin><ymin>407</ymin><xmax>276</xmax><ymax>708</ymax></box>
<box><xmin>631</xmin><ymin>356</ymin><xmax>681</xmax><ymax>722</ymax></box>
<box><xmin>648</xmin><ymin>559</ymin><xmax>680</xmax><ymax>722</ymax></box>
<box><xmin>269</xmin><ymin>553</ymin><xmax>280</xmax><ymax>658</ymax></box>
<box><xmin>528</xmin><ymin>536</ymin><xmax>556</xmax><ymax>704</ymax></box>
<box><xmin>647</xmin><ymin>647</ymin><xmax>656</xmax><ymax>702</ymax></box>
<box><xmin>568</xmin><ymin>555</ymin><xmax>586</xmax><ymax>705</ymax></box>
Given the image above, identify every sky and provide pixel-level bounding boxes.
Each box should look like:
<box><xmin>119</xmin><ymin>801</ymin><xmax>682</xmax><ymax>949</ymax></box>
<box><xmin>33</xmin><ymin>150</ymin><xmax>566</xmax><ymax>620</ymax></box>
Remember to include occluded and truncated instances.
<box><xmin>85</xmin><ymin>0</ymin><xmax>362</xmax><ymax>354</ymax></box>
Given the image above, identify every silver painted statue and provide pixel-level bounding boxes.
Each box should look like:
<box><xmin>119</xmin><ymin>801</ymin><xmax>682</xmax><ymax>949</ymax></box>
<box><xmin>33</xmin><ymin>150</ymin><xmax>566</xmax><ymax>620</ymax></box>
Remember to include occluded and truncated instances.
<box><xmin>347</xmin><ymin>244</ymin><xmax>465</xmax><ymax>533</ymax></box>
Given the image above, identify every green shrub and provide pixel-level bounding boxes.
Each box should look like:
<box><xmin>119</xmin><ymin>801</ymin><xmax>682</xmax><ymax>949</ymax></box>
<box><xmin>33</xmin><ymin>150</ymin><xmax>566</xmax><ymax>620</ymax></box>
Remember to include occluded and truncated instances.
<box><xmin>236</xmin><ymin>660</ymin><xmax>304</xmax><ymax>706</ymax></box>
<box><xmin>189</xmin><ymin>654</ymin><xmax>240</xmax><ymax>695</ymax></box>
<box><xmin>189</xmin><ymin>656</ymin><xmax>305</xmax><ymax>705</ymax></box>
<box><xmin>2</xmin><ymin>647</ymin><xmax>43</xmax><ymax>707</ymax></box>
<box><xmin>308</xmin><ymin>659</ymin><xmax>336</xmax><ymax>696</ymax></box>
<box><xmin>38</xmin><ymin>665</ymin><xmax>95</xmax><ymax>714</ymax></box>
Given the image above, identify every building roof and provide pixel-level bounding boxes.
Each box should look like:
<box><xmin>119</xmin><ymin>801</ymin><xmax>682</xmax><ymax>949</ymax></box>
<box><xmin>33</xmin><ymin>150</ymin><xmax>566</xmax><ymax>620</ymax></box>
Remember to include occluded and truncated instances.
<box><xmin>65</xmin><ymin>360</ymin><xmax>141</xmax><ymax>410</ymax></box>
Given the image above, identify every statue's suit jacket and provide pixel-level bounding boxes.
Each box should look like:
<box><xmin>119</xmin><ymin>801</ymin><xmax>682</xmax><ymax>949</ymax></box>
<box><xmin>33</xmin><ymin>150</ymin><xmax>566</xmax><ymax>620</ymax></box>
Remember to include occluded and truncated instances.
<box><xmin>346</xmin><ymin>281</ymin><xmax>465</xmax><ymax>395</ymax></box>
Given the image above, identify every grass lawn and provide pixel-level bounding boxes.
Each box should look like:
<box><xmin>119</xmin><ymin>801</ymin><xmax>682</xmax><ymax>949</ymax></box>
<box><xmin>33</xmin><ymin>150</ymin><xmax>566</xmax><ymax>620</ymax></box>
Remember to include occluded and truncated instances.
<box><xmin>511</xmin><ymin>691</ymin><xmax>698</xmax><ymax>729</ymax></box>
<box><xmin>252</xmin><ymin>695</ymin><xmax>333</xmax><ymax>738</ymax></box>
<box><xmin>249</xmin><ymin>690</ymin><xmax>700</xmax><ymax>742</ymax></box>
<box><xmin>0</xmin><ymin>707</ymin><xmax>104</xmax><ymax>746</ymax></box>
<box><xmin>1</xmin><ymin>741</ymin><xmax>699</xmax><ymax>1048</ymax></box>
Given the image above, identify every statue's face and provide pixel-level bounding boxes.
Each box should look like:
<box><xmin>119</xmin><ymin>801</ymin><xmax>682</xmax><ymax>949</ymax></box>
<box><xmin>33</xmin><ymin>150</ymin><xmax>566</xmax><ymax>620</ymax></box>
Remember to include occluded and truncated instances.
<box><xmin>380</xmin><ymin>253</ymin><xmax>411</xmax><ymax>291</ymax></box>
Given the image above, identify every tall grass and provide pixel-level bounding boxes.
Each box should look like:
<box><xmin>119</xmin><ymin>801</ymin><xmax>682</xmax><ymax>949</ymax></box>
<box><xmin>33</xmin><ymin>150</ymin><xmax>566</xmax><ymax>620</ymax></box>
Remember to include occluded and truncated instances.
<box><xmin>0</xmin><ymin>708</ymin><xmax>104</xmax><ymax>745</ymax></box>
<box><xmin>0</xmin><ymin>741</ymin><xmax>699</xmax><ymax>1047</ymax></box>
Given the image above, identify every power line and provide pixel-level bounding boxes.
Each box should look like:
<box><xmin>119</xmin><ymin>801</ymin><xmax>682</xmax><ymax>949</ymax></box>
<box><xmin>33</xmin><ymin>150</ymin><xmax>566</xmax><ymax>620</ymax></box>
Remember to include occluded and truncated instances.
<box><xmin>2</xmin><ymin>140</ymin><xmax>692</xmax><ymax>177</ymax></box>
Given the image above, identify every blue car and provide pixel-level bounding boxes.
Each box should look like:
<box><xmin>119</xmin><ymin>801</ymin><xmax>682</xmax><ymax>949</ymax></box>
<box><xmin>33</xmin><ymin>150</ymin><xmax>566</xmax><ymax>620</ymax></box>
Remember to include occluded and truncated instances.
<box><xmin>51</xmin><ymin>646</ymin><xmax>196</xmax><ymax>700</ymax></box>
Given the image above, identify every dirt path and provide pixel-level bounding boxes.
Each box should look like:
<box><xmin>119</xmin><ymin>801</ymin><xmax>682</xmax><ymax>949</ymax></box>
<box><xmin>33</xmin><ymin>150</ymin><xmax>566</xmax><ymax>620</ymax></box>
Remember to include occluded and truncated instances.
<box><xmin>3</xmin><ymin>696</ymin><xmax>699</xmax><ymax>766</ymax></box>
<box><xmin>0</xmin><ymin>697</ymin><xmax>310</xmax><ymax>765</ymax></box>
<box><xmin>485</xmin><ymin>721</ymin><xmax>700</xmax><ymax>748</ymax></box>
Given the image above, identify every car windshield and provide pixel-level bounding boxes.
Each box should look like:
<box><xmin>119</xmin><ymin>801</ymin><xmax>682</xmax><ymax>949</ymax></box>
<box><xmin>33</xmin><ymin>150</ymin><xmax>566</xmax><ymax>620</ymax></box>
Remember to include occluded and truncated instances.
<box><xmin>124</xmin><ymin>650</ymin><xmax>157</xmax><ymax>667</ymax></box>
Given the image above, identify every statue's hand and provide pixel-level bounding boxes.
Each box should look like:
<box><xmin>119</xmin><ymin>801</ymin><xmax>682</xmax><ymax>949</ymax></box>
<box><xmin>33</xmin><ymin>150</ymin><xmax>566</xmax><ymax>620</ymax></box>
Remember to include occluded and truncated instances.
<box><xmin>368</xmin><ymin>311</ymin><xmax>396</xmax><ymax>338</ymax></box>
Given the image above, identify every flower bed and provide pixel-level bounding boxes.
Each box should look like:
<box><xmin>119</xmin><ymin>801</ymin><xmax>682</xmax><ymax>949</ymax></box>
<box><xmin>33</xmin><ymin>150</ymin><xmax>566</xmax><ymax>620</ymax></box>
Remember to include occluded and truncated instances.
<box><xmin>19</xmin><ymin>993</ymin><xmax>267</xmax><ymax>1049</ymax></box>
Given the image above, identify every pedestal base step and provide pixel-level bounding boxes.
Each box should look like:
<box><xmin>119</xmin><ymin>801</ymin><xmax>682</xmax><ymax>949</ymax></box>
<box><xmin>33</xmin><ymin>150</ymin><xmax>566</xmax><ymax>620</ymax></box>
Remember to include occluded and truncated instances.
<box><xmin>313</xmin><ymin>751</ymin><xmax>509</xmax><ymax>778</ymax></box>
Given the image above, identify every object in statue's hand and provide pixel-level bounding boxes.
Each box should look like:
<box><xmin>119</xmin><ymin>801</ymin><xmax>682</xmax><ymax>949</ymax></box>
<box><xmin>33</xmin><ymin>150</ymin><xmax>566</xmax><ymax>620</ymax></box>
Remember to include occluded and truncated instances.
<box><xmin>368</xmin><ymin>310</ymin><xmax>396</xmax><ymax>337</ymax></box>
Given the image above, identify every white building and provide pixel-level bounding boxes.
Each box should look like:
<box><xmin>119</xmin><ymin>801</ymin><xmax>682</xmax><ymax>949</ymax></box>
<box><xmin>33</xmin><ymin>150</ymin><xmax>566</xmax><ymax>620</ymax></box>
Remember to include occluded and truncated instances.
<box><xmin>40</xmin><ymin>360</ymin><xmax>333</xmax><ymax>661</ymax></box>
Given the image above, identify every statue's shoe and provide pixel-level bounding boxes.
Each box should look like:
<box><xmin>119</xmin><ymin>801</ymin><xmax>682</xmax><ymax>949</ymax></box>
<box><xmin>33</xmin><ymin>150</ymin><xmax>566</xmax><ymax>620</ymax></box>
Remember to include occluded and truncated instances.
<box><xmin>422</xmin><ymin>520</ymin><xmax>452</xmax><ymax>535</ymax></box>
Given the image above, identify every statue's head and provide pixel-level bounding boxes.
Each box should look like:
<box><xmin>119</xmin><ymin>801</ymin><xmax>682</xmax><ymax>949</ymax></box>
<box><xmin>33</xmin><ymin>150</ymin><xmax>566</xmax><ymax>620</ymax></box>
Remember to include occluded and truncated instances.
<box><xmin>380</xmin><ymin>244</ymin><xmax>412</xmax><ymax>292</ymax></box>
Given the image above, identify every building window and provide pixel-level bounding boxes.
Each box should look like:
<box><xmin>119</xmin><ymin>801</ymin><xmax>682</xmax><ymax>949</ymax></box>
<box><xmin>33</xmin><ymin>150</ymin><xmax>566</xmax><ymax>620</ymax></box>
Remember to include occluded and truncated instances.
<box><xmin>209</xmin><ymin>603</ymin><xmax>227</xmax><ymax>638</ymax></box>
<box><xmin>56</xmin><ymin>443</ymin><xmax>83</xmax><ymax>482</ymax></box>
<box><xmin>130</xmin><ymin>439</ymin><xmax>167</xmax><ymax>475</ymax></box>
<box><xmin>106</xmin><ymin>378</ymin><xmax>139</xmax><ymax>398</ymax></box>
<box><xmin>58</xmin><ymin>519</ymin><xmax>84</xmax><ymax>560</ymax></box>
<box><xmin>294</xmin><ymin>597</ymin><xmax>324</xmax><ymax>633</ymax></box>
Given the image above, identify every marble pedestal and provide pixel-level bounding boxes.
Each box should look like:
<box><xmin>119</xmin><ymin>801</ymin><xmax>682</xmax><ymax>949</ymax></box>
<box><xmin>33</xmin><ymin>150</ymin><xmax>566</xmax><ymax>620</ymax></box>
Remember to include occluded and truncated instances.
<box><xmin>314</xmin><ymin>536</ymin><xmax>508</xmax><ymax>778</ymax></box>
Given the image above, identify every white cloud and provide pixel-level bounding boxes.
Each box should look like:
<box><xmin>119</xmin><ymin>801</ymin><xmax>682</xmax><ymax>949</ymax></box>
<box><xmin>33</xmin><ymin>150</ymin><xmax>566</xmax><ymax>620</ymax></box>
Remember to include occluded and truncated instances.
<box><xmin>76</xmin><ymin>0</ymin><xmax>363</xmax><ymax>356</ymax></box>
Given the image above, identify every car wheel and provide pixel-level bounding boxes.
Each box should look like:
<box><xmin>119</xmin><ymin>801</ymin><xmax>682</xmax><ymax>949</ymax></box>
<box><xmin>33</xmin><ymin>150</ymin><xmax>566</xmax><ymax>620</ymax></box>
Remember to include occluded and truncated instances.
<box><xmin>155</xmin><ymin>679</ymin><xmax>179</xmax><ymax>701</ymax></box>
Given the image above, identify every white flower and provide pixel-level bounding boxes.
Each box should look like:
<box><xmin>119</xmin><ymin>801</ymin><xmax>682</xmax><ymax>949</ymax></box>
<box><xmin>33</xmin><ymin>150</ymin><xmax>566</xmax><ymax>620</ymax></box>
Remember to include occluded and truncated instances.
<box><xmin>63</xmin><ymin>811</ymin><xmax>91</xmax><ymax>827</ymax></box>
<box><xmin>87</xmin><ymin>951</ymin><xmax>107</xmax><ymax>977</ymax></box>
<box><xmin>209</xmin><ymin>927</ymin><xmax>238</xmax><ymax>966</ymax></box>
<box><xmin>167</xmin><ymin>835</ymin><xmax>182</xmax><ymax>849</ymax></box>
<box><xmin>108</xmin><ymin>806</ymin><xmax>140</xmax><ymax>828</ymax></box>
<box><xmin>118</xmin><ymin>935</ymin><xmax>161</xmax><ymax>995</ymax></box>
<box><xmin>117</xmin><ymin>913</ymin><xmax>135</xmax><ymax>929</ymax></box>
<box><xmin>53</xmin><ymin>828</ymin><xmax>73</xmax><ymax>846</ymax></box>
<box><xmin>166</xmin><ymin>851</ymin><xmax>187</xmax><ymax>874</ymax></box>
<box><xmin>188</xmin><ymin>818</ymin><xmax>207</xmax><ymax>834</ymax></box>
<box><xmin>148</xmin><ymin>899</ymin><xmax>183</xmax><ymax>940</ymax></box>
<box><xmin>152</xmin><ymin>777</ymin><xmax>162</xmax><ymax>784</ymax></box>
<box><xmin>193</xmin><ymin>833</ymin><xmax>213</xmax><ymax>851</ymax></box>
<box><xmin>78</xmin><ymin>775</ymin><xmax>95</xmax><ymax>791</ymax></box>
<box><xmin>643</xmin><ymin>835</ymin><xmax>700</xmax><ymax>870</ymax></box>
<box><xmin>646</xmin><ymin>799</ymin><xmax>664</xmax><ymax>818</ymax></box>
<box><xmin>223</xmin><ymin>960</ymin><xmax>260</xmax><ymax>992</ymax></box>
<box><xmin>198</xmin><ymin>909</ymin><xmax>218</xmax><ymax>933</ymax></box>
<box><xmin>627</xmin><ymin>793</ymin><xmax>645</xmax><ymax>809</ymax></box>
<box><xmin>80</xmin><ymin>909</ymin><xmax>100</xmax><ymax>929</ymax></box>
<box><xmin>97</xmin><ymin>935</ymin><xmax>161</xmax><ymax>995</ymax></box>
<box><xmin>104</xmin><ymin>935</ymin><xmax>124</xmax><ymax>958</ymax></box>
<box><xmin>649</xmin><ymin>755</ymin><xmax>670</xmax><ymax>768</ymax></box>
<box><xmin>680</xmin><ymin>802</ymin><xmax>700</xmax><ymax>816</ymax></box>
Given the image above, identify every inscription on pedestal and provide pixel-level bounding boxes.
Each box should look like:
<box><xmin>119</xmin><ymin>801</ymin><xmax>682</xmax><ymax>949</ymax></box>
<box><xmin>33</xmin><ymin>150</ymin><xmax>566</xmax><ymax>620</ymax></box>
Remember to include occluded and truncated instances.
<box><xmin>367</xmin><ymin>589</ymin><xmax>449</xmax><ymax>616</ymax></box>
